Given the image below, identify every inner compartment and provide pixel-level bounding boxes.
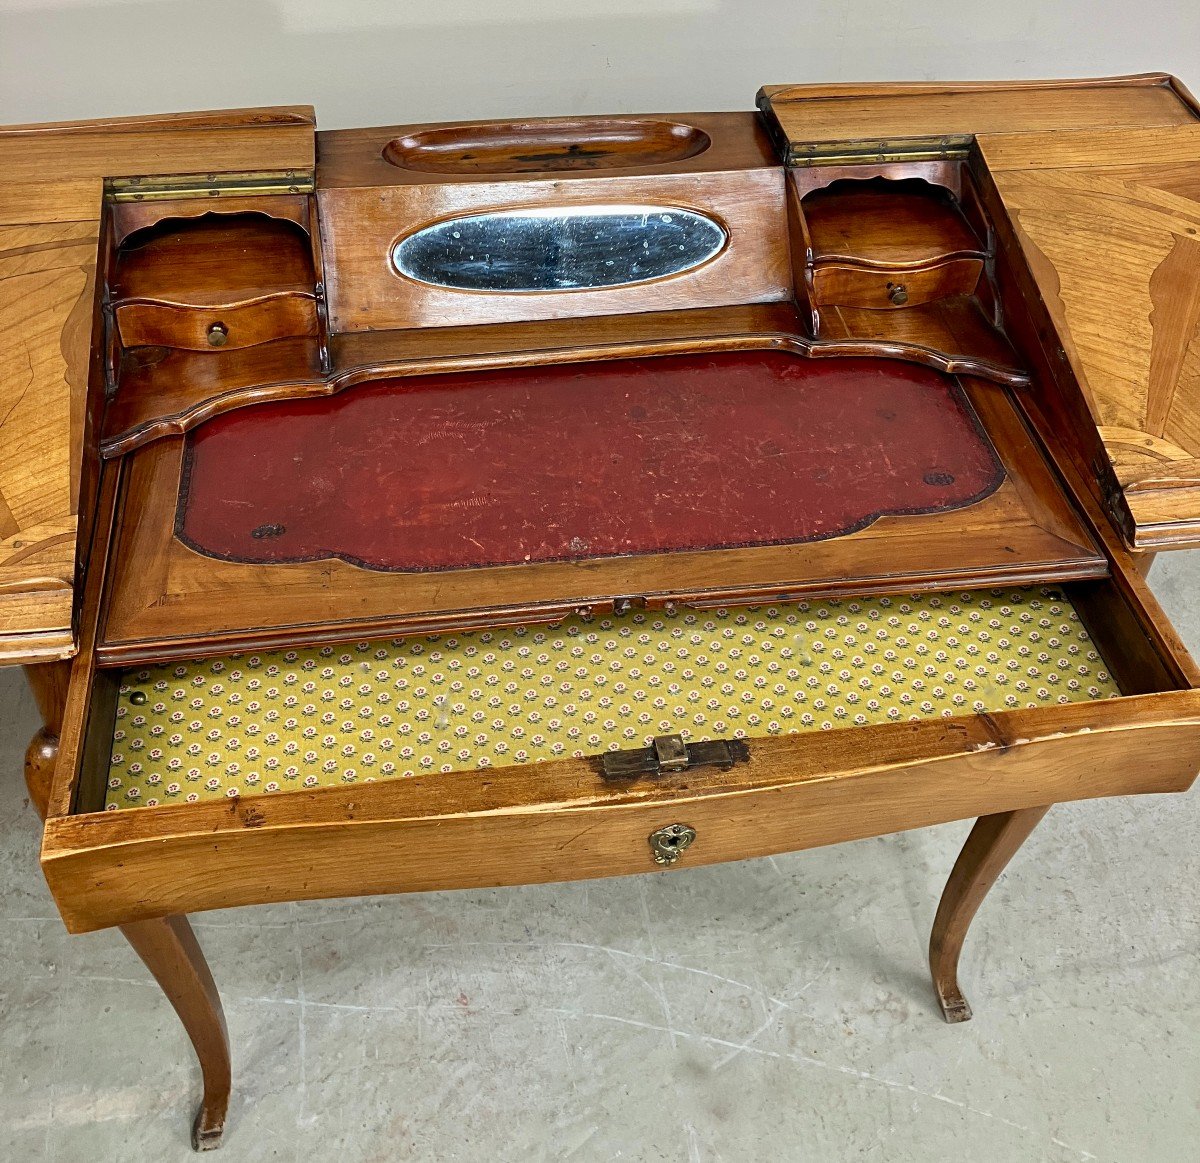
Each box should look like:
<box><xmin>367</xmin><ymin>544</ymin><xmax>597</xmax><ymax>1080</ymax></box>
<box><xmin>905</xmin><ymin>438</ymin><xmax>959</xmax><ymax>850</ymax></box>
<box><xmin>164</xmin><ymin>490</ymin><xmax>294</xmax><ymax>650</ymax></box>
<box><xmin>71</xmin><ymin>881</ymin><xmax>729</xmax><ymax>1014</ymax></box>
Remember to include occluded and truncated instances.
<box><xmin>107</xmin><ymin>208</ymin><xmax>324</xmax><ymax>357</ymax></box>
<box><xmin>801</xmin><ymin>176</ymin><xmax>985</xmax><ymax>266</ymax></box>
<box><xmin>99</xmin><ymin>582</ymin><xmax>1136</xmax><ymax>811</ymax></box>
<box><xmin>112</xmin><ymin>211</ymin><xmax>316</xmax><ymax>305</ymax></box>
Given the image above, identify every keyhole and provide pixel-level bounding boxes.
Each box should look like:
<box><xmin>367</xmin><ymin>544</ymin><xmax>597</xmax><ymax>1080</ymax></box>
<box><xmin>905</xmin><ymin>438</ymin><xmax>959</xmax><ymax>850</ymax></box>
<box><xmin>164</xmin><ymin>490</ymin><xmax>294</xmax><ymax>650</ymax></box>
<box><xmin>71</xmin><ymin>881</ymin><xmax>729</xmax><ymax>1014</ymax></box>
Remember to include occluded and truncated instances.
<box><xmin>649</xmin><ymin>823</ymin><xmax>696</xmax><ymax>865</ymax></box>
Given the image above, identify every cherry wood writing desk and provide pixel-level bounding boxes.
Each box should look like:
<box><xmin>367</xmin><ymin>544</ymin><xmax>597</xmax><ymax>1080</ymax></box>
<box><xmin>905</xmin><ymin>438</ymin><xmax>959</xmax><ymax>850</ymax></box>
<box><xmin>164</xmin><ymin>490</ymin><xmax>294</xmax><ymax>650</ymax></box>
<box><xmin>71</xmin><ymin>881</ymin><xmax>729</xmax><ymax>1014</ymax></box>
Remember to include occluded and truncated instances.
<box><xmin>4</xmin><ymin>74</ymin><xmax>1200</xmax><ymax>1148</ymax></box>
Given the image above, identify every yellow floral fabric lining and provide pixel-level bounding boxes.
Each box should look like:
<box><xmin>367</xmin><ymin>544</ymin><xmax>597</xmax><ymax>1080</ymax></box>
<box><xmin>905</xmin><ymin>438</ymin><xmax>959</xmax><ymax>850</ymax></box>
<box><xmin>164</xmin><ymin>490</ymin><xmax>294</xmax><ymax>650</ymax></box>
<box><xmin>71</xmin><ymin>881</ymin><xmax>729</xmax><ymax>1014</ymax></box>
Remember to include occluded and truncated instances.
<box><xmin>106</xmin><ymin>587</ymin><xmax>1121</xmax><ymax>810</ymax></box>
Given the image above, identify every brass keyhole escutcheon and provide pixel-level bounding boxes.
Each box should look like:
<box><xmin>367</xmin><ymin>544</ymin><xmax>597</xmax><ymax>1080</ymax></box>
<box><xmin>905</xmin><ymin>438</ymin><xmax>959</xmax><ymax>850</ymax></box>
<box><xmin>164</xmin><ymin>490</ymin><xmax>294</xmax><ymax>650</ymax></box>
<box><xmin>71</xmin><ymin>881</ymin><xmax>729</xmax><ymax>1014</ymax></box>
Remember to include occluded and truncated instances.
<box><xmin>207</xmin><ymin>322</ymin><xmax>229</xmax><ymax>347</ymax></box>
<box><xmin>649</xmin><ymin>822</ymin><xmax>697</xmax><ymax>866</ymax></box>
<box><xmin>886</xmin><ymin>282</ymin><xmax>909</xmax><ymax>306</ymax></box>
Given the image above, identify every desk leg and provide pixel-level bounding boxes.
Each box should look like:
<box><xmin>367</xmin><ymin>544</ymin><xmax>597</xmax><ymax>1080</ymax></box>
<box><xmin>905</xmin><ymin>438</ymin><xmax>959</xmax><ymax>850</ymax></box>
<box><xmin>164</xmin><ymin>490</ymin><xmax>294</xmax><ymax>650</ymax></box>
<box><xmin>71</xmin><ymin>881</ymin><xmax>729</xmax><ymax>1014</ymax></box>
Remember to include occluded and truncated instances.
<box><xmin>22</xmin><ymin>664</ymin><xmax>232</xmax><ymax>1150</ymax></box>
<box><xmin>22</xmin><ymin>660</ymin><xmax>71</xmax><ymax>817</ymax></box>
<box><xmin>929</xmin><ymin>805</ymin><xmax>1051</xmax><ymax>1023</ymax></box>
<box><xmin>121</xmin><ymin>916</ymin><xmax>232</xmax><ymax>1150</ymax></box>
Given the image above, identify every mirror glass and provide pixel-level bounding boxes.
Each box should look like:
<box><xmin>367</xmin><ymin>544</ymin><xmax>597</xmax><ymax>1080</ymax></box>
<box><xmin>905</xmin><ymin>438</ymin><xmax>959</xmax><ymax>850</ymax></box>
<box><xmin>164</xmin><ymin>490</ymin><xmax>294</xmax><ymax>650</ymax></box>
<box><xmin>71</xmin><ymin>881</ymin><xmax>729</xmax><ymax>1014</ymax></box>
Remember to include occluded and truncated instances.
<box><xmin>392</xmin><ymin>205</ymin><xmax>726</xmax><ymax>292</ymax></box>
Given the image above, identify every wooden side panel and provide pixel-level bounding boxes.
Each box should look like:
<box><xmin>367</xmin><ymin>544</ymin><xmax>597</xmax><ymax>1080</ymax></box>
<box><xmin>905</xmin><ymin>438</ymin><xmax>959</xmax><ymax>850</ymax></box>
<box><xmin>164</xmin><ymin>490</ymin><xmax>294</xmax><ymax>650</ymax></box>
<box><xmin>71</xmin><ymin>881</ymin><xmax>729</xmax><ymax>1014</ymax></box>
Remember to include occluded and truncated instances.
<box><xmin>0</xmin><ymin>221</ymin><xmax>99</xmax><ymax>661</ymax></box>
<box><xmin>981</xmin><ymin>128</ymin><xmax>1200</xmax><ymax>547</ymax></box>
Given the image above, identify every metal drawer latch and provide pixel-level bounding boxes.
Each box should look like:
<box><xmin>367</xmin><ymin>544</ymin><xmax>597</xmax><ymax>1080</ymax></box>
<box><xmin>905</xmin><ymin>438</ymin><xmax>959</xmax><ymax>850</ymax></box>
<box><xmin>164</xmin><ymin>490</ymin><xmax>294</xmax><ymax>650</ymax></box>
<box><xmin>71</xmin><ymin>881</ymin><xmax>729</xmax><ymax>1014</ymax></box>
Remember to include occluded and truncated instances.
<box><xmin>597</xmin><ymin>733</ymin><xmax>750</xmax><ymax>781</ymax></box>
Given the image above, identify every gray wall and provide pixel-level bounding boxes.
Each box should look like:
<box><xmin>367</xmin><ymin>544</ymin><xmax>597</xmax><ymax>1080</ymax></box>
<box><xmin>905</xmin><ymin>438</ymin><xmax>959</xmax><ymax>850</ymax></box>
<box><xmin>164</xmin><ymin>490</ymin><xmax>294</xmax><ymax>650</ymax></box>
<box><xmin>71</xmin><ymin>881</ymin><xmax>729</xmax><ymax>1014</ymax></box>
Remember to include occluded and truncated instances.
<box><xmin>2</xmin><ymin>0</ymin><xmax>1200</xmax><ymax>128</ymax></box>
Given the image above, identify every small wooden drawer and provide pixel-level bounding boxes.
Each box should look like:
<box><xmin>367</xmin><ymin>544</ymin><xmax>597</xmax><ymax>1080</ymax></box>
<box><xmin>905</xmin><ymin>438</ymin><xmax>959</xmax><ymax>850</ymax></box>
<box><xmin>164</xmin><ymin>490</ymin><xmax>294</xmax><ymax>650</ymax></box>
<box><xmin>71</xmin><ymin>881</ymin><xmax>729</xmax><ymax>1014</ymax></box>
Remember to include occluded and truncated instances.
<box><xmin>110</xmin><ymin>211</ymin><xmax>320</xmax><ymax>353</ymax></box>
<box><xmin>812</xmin><ymin>257</ymin><xmax>984</xmax><ymax>310</ymax></box>
<box><xmin>114</xmin><ymin>293</ymin><xmax>319</xmax><ymax>352</ymax></box>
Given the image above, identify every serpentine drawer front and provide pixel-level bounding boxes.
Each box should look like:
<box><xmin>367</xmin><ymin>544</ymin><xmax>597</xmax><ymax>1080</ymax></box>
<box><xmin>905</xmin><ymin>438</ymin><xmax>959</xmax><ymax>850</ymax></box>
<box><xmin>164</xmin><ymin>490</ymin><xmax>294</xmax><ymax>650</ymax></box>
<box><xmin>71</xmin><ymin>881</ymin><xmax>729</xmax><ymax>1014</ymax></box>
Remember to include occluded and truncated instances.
<box><xmin>810</xmin><ymin>258</ymin><xmax>984</xmax><ymax>310</ymax></box>
<box><xmin>42</xmin><ymin>576</ymin><xmax>1200</xmax><ymax>935</ymax></box>
<box><xmin>114</xmin><ymin>293</ymin><xmax>319</xmax><ymax>352</ymax></box>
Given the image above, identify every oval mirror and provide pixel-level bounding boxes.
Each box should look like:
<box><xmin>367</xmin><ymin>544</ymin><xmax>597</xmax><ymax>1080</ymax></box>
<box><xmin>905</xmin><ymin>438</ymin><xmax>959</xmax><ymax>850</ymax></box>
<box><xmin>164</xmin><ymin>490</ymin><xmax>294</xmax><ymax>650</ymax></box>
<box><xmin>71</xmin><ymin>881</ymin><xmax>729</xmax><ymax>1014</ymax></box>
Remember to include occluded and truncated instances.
<box><xmin>391</xmin><ymin>205</ymin><xmax>727</xmax><ymax>292</ymax></box>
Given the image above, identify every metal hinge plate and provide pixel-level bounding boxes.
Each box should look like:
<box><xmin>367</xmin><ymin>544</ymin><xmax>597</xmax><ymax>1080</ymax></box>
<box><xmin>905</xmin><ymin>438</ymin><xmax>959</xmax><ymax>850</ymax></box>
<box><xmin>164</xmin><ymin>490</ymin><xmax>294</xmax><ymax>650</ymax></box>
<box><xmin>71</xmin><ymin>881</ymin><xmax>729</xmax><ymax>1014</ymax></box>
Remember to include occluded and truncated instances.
<box><xmin>105</xmin><ymin>169</ymin><xmax>315</xmax><ymax>202</ymax></box>
<box><xmin>598</xmin><ymin>733</ymin><xmax>750</xmax><ymax>781</ymax></box>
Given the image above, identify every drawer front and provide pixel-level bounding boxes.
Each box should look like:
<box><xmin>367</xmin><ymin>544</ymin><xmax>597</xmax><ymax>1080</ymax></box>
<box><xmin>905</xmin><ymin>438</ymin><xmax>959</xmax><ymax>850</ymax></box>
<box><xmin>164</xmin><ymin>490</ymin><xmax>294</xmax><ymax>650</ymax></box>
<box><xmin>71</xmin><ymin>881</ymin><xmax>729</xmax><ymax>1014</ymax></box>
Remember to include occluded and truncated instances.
<box><xmin>812</xmin><ymin>258</ymin><xmax>983</xmax><ymax>310</ymax></box>
<box><xmin>41</xmin><ymin>693</ymin><xmax>1200</xmax><ymax>933</ymax></box>
<box><xmin>114</xmin><ymin>293</ymin><xmax>318</xmax><ymax>352</ymax></box>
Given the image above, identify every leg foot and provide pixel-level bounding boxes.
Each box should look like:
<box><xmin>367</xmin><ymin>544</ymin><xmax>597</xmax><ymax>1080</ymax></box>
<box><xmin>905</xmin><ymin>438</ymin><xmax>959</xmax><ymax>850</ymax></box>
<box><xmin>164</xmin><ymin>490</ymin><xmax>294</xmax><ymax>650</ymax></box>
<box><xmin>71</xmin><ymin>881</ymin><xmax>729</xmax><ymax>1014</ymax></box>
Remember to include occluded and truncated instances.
<box><xmin>192</xmin><ymin>1107</ymin><xmax>226</xmax><ymax>1151</ymax></box>
<box><xmin>121</xmin><ymin>915</ymin><xmax>231</xmax><ymax>1150</ymax></box>
<box><xmin>929</xmin><ymin>805</ymin><xmax>1051</xmax><ymax>1023</ymax></box>
<box><xmin>936</xmin><ymin>987</ymin><xmax>974</xmax><ymax>1025</ymax></box>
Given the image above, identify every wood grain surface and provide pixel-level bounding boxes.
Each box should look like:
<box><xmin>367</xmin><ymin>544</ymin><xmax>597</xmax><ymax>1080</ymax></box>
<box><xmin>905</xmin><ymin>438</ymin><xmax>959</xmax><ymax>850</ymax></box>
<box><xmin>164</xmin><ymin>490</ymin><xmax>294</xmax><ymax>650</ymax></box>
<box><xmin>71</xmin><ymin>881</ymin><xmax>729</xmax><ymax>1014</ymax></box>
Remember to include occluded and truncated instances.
<box><xmin>0</xmin><ymin>221</ymin><xmax>98</xmax><ymax>660</ymax></box>
<box><xmin>981</xmin><ymin>126</ymin><xmax>1200</xmax><ymax>546</ymax></box>
<box><xmin>759</xmin><ymin>74</ymin><xmax>1198</xmax><ymax>163</ymax></box>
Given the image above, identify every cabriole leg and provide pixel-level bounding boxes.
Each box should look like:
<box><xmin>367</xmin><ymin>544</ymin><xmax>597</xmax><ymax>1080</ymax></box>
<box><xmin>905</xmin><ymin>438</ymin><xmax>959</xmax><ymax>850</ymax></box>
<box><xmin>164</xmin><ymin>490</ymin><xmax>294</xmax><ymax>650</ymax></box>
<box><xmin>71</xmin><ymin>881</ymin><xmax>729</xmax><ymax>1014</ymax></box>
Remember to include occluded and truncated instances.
<box><xmin>22</xmin><ymin>663</ymin><xmax>231</xmax><ymax>1149</ymax></box>
<box><xmin>929</xmin><ymin>805</ymin><xmax>1051</xmax><ymax>1023</ymax></box>
<box><xmin>121</xmin><ymin>916</ymin><xmax>232</xmax><ymax>1150</ymax></box>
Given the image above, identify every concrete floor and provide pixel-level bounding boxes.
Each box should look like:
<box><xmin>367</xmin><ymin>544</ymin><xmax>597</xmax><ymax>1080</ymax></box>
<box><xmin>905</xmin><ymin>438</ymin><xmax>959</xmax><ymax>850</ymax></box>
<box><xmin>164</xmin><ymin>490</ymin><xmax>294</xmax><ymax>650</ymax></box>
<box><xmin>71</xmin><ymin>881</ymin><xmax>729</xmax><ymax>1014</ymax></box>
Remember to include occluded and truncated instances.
<box><xmin>2</xmin><ymin>561</ymin><xmax>1199</xmax><ymax>1162</ymax></box>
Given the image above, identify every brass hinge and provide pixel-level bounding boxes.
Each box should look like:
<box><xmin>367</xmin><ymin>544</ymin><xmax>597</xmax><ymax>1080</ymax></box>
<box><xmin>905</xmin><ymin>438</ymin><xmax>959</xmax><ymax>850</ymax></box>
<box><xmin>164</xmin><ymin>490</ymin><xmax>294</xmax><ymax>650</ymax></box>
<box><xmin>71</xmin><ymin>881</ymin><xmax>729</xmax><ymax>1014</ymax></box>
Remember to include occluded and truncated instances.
<box><xmin>598</xmin><ymin>733</ymin><xmax>750</xmax><ymax>781</ymax></box>
<box><xmin>784</xmin><ymin>135</ymin><xmax>973</xmax><ymax>168</ymax></box>
<box><xmin>105</xmin><ymin>169</ymin><xmax>314</xmax><ymax>202</ymax></box>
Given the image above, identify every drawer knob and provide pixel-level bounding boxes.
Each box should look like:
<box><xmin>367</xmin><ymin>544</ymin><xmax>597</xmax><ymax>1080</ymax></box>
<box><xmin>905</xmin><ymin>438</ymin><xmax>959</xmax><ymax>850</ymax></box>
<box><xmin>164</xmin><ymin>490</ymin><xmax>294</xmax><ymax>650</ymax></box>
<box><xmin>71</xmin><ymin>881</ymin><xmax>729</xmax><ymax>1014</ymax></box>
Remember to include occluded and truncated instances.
<box><xmin>887</xmin><ymin>282</ymin><xmax>909</xmax><ymax>306</ymax></box>
<box><xmin>206</xmin><ymin>322</ymin><xmax>229</xmax><ymax>347</ymax></box>
<box><xmin>649</xmin><ymin>822</ymin><xmax>696</xmax><ymax>866</ymax></box>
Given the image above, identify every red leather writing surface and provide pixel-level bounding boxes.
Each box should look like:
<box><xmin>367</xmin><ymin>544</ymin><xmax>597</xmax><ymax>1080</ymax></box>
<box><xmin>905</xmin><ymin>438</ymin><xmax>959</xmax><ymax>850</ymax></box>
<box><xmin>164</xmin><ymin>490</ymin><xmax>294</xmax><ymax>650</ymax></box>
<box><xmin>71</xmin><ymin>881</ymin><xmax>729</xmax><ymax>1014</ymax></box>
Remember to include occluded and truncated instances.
<box><xmin>176</xmin><ymin>351</ymin><xmax>1003</xmax><ymax>572</ymax></box>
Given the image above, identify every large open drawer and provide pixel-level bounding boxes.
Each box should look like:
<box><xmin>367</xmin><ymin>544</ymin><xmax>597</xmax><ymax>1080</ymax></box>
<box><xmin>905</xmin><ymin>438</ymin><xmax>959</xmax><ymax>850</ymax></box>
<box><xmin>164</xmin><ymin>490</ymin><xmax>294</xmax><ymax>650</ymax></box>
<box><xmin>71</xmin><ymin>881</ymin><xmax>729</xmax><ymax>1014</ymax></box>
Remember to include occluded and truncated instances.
<box><xmin>41</xmin><ymin>570</ymin><xmax>1200</xmax><ymax>934</ymax></box>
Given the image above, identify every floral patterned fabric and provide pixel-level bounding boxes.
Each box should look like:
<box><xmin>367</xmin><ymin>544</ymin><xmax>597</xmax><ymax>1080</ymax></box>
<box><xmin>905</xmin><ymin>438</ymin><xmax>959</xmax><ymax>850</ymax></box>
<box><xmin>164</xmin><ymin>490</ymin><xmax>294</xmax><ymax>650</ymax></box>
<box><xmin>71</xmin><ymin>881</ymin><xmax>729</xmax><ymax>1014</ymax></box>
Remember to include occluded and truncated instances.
<box><xmin>105</xmin><ymin>587</ymin><xmax>1121</xmax><ymax>810</ymax></box>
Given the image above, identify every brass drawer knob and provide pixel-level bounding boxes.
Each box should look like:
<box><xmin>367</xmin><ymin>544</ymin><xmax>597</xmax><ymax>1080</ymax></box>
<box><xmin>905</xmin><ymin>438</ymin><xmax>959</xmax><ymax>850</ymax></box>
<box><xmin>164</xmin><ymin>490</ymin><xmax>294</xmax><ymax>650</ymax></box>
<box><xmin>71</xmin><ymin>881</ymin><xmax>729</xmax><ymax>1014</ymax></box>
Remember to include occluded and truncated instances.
<box><xmin>886</xmin><ymin>282</ymin><xmax>909</xmax><ymax>306</ymax></box>
<box><xmin>206</xmin><ymin>322</ymin><xmax>229</xmax><ymax>347</ymax></box>
<box><xmin>649</xmin><ymin>822</ymin><xmax>696</xmax><ymax>866</ymax></box>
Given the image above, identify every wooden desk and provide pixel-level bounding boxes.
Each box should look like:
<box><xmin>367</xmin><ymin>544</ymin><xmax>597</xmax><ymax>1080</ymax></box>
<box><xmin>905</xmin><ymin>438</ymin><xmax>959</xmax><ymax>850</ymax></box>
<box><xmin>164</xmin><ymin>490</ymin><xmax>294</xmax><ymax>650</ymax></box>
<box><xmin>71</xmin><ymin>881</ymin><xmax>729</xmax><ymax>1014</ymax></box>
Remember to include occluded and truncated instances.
<box><xmin>6</xmin><ymin>75</ymin><xmax>1200</xmax><ymax>1149</ymax></box>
